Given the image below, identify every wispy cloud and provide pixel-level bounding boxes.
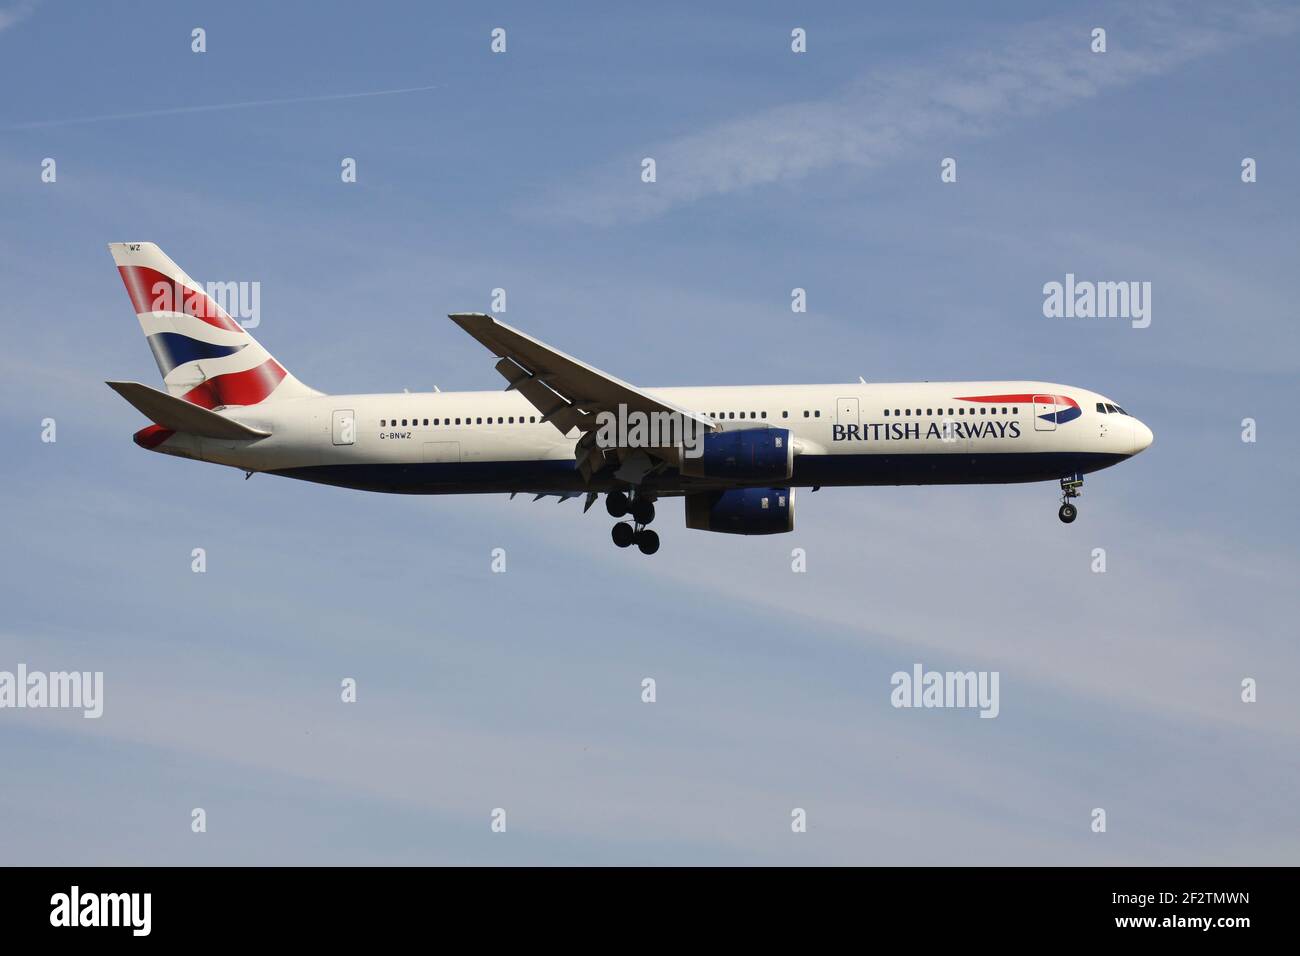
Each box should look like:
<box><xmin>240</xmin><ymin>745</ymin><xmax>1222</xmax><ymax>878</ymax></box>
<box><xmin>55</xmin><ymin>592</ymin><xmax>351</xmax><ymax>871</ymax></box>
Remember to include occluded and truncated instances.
<box><xmin>0</xmin><ymin>0</ymin><xmax>38</xmax><ymax>33</ymax></box>
<box><xmin>0</xmin><ymin>83</ymin><xmax>443</xmax><ymax>131</ymax></box>
<box><xmin>533</xmin><ymin>2</ymin><xmax>1300</xmax><ymax>225</ymax></box>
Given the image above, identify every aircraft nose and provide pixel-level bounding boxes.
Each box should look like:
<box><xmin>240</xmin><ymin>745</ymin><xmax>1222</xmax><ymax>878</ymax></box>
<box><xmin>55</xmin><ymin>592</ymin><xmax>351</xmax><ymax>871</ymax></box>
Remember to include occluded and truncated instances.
<box><xmin>1130</xmin><ymin>418</ymin><xmax>1154</xmax><ymax>455</ymax></box>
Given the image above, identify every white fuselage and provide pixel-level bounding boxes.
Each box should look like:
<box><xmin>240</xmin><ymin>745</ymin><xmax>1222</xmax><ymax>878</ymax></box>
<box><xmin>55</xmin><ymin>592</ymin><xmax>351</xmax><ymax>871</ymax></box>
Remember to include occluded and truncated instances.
<box><xmin>144</xmin><ymin>381</ymin><xmax>1153</xmax><ymax>496</ymax></box>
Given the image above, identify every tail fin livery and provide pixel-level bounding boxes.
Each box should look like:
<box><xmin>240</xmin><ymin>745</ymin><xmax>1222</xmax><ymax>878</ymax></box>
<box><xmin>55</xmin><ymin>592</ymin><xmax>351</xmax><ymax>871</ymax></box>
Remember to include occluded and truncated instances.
<box><xmin>108</xmin><ymin>242</ymin><xmax>319</xmax><ymax>408</ymax></box>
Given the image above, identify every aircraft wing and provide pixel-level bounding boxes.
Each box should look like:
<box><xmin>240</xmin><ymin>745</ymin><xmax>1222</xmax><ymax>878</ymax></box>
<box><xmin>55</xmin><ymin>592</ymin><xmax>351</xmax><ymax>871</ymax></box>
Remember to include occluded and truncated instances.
<box><xmin>448</xmin><ymin>313</ymin><xmax>713</xmax><ymax>437</ymax></box>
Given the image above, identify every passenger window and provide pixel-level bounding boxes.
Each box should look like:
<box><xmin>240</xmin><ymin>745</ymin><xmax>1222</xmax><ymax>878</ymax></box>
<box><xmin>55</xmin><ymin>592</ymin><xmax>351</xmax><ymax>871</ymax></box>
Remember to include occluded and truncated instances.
<box><xmin>380</xmin><ymin>419</ymin><xmax>386</xmax><ymax>427</ymax></box>
<box><xmin>884</xmin><ymin>409</ymin><xmax>890</xmax><ymax>417</ymax></box>
<box><xmin>1012</xmin><ymin>407</ymin><xmax>1018</xmax><ymax>413</ymax></box>
<box><xmin>782</xmin><ymin>411</ymin><xmax>789</xmax><ymax>418</ymax></box>
<box><xmin>401</xmin><ymin>419</ymin><xmax>407</xmax><ymax>426</ymax></box>
<box><xmin>814</xmin><ymin>410</ymin><xmax>821</xmax><ymax>418</ymax></box>
<box><xmin>1001</xmin><ymin>407</ymin><xmax>1007</xmax><ymax>415</ymax></box>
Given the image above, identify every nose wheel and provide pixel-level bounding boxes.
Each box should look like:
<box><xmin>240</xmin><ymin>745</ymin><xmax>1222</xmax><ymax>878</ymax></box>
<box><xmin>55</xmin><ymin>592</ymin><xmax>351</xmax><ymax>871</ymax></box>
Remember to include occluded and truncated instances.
<box><xmin>1058</xmin><ymin>473</ymin><xmax>1082</xmax><ymax>523</ymax></box>
<box><xmin>609</xmin><ymin>492</ymin><xmax>659</xmax><ymax>553</ymax></box>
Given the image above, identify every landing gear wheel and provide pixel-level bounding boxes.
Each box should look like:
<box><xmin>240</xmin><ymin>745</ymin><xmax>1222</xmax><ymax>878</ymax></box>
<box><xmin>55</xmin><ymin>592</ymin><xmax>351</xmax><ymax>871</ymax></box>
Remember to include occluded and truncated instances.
<box><xmin>611</xmin><ymin>521</ymin><xmax>636</xmax><ymax>547</ymax></box>
<box><xmin>630</xmin><ymin>498</ymin><xmax>655</xmax><ymax>525</ymax></box>
<box><xmin>606</xmin><ymin>491</ymin><xmax>629</xmax><ymax>518</ymax></box>
<box><xmin>1058</xmin><ymin>473</ymin><xmax>1082</xmax><ymax>524</ymax></box>
<box><xmin>635</xmin><ymin>529</ymin><xmax>660</xmax><ymax>555</ymax></box>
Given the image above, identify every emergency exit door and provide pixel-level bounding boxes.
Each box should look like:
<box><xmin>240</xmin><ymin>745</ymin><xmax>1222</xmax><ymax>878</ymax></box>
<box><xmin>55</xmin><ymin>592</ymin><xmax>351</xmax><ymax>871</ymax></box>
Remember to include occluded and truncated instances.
<box><xmin>836</xmin><ymin>397</ymin><xmax>860</xmax><ymax>427</ymax></box>
<box><xmin>1032</xmin><ymin>395</ymin><xmax>1056</xmax><ymax>431</ymax></box>
<box><xmin>332</xmin><ymin>409</ymin><xmax>355</xmax><ymax>445</ymax></box>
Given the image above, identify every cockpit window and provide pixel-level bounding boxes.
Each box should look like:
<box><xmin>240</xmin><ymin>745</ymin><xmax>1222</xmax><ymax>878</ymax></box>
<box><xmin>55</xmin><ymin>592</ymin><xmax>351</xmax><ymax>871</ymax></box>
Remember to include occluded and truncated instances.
<box><xmin>1105</xmin><ymin>403</ymin><xmax>1120</xmax><ymax>414</ymax></box>
<box><xmin>1096</xmin><ymin>402</ymin><xmax>1107</xmax><ymax>414</ymax></box>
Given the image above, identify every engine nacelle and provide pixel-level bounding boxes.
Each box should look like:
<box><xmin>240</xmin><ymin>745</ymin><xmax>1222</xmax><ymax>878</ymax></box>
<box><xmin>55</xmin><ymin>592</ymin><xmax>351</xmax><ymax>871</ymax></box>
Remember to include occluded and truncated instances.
<box><xmin>684</xmin><ymin>487</ymin><xmax>795</xmax><ymax>535</ymax></box>
<box><xmin>678</xmin><ymin>427</ymin><xmax>793</xmax><ymax>482</ymax></box>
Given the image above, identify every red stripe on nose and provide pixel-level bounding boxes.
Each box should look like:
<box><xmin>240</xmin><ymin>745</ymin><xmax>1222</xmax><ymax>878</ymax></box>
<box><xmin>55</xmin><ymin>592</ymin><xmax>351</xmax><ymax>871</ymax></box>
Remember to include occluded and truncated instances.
<box><xmin>954</xmin><ymin>393</ymin><xmax>1035</xmax><ymax>403</ymax></box>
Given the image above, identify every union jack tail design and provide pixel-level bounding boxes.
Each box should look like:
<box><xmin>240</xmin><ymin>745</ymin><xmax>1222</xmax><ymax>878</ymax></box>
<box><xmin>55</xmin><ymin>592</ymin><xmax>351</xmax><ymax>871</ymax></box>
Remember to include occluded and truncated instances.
<box><xmin>108</xmin><ymin>242</ymin><xmax>319</xmax><ymax>409</ymax></box>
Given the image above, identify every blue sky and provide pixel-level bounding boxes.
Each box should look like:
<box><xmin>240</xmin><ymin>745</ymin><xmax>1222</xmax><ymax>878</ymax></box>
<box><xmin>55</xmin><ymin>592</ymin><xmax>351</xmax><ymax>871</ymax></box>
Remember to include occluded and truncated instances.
<box><xmin>1</xmin><ymin>0</ymin><xmax>1297</xmax><ymax>864</ymax></box>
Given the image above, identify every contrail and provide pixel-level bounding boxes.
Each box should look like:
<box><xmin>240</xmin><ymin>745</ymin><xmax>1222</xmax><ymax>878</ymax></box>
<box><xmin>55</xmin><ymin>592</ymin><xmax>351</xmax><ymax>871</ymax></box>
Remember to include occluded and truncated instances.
<box><xmin>0</xmin><ymin>83</ymin><xmax>442</xmax><ymax>131</ymax></box>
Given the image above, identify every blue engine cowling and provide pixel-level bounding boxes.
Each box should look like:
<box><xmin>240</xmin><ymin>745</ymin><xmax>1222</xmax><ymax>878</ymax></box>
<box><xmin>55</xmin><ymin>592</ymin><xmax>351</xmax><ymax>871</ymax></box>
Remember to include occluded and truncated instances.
<box><xmin>678</xmin><ymin>427</ymin><xmax>793</xmax><ymax>482</ymax></box>
<box><xmin>684</xmin><ymin>487</ymin><xmax>795</xmax><ymax>535</ymax></box>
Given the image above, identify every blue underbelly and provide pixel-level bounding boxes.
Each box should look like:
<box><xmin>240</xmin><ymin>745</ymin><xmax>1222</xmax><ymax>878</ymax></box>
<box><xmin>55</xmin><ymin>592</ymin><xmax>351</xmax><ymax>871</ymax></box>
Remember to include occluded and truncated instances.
<box><xmin>268</xmin><ymin>451</ymin><xmax>1127</xmax><ymax>495</ymax></box>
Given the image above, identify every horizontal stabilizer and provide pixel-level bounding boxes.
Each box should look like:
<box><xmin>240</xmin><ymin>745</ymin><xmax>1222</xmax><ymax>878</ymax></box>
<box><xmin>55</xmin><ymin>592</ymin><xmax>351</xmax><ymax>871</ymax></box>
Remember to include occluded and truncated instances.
<box><xmin>106</xmin><ymin>381</ymin><xmax>270</xmax><ymax>440</ymax></box>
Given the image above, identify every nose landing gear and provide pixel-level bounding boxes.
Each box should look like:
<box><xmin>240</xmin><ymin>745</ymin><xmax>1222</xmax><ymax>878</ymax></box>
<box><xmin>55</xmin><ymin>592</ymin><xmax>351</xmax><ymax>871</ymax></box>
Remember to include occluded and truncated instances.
<box><xmin>1058</xmin><ymin>473</ymin><xmax>1082</xmax><ymax>523</ymax></box>
<box><xmin>608</xmin><ymin>491</ymin><xmax>660</xmax><ymax>553</ymax></box>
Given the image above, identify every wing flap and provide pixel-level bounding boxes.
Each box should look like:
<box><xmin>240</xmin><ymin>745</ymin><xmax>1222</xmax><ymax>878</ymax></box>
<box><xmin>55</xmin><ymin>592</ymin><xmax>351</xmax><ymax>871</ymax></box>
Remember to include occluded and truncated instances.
<box><xmin>493</xmin><ymin>356</ymin><xmax>587</xmax><ymax>434</ymax></box>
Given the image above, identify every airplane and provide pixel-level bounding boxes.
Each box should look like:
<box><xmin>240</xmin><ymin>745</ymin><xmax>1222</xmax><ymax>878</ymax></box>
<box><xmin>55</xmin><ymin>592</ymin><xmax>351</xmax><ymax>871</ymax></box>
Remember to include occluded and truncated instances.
<box><xmin>106</xmin><ymin>242</ymin><xmax>1153</xmax><ymax>555</ymax></box>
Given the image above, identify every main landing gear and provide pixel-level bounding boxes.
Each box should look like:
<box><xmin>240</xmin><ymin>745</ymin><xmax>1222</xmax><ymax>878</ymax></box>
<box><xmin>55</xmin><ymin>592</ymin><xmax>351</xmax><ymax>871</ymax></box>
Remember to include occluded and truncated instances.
<box><xmin>607</xmin><ymin>490</ymin><xmax>659</xmax><ymax>554</ymax></box>
<box><xmin>1058</xmin><ymin>473</ymin><xmax>1083</xmax><ymax>524</ymax></box>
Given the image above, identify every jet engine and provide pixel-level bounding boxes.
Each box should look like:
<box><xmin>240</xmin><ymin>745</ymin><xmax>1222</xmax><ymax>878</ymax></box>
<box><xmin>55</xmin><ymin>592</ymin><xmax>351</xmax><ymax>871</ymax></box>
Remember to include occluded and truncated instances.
<box><xmin>678</xmin><ymin>427</ymin><xmax>793</xmax><ymax>482</ymax></box>
<box><xmin>684</xmin><ymin>487</ymin><xmax>794</xmax><ymax>535</ymax></box>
